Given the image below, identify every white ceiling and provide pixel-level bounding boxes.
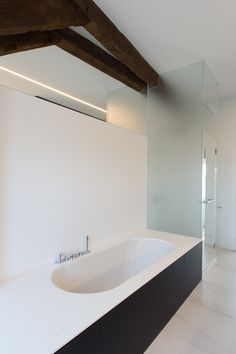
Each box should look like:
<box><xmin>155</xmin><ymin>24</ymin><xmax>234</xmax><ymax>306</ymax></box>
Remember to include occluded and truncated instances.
<box><xmin>95</xmin><ymin>0</ymin><xmax>236</xmax><ymax>99</ymax></box>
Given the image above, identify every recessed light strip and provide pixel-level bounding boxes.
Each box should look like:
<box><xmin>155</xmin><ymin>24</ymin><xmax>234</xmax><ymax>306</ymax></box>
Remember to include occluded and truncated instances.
<box><xmin>0</xmin><ymin>65</ymin><xmax>107</xmax><ymax>114</ymax></box>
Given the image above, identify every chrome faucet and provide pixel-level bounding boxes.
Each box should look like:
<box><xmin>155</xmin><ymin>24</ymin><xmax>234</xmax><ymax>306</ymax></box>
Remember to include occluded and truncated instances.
<box><xmin>56</xmin><ymin>235</ymin><xmax>90</xmax><ymax>264</ymax></box>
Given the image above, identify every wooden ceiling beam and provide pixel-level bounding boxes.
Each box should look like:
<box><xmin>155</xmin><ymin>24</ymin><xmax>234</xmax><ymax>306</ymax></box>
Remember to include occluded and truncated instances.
<box><xmin>0</xmin><ymin>0</ymin><xmax>89</xmax><ymax>35</ymax></box>
<box><xmin>73</xmin><ymin>0</ymin><xmax>160</xmax><ymax>87</ymax></box>
<box><xmin>0</xmin><ymin>28</ymin><xmax>146</xmax><ymax>92</ymax></box>
<box><xmin>0</xmin><ymin>31</ymin><xmax>60</xmax><ymax>56</ymax></box>
<box><xmin>0</xmin><ymin>0</ymin><xmax>160</xmax><ymax>90</ymax></box>
<box><xmin>55</xmin><ymin>29</ymin><xmax>146</xmax><ymax>92</ymax></box>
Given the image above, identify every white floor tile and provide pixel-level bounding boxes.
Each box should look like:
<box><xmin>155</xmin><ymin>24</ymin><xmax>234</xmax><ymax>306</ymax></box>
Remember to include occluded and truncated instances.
<box><xmin>164</xmin><ymin>315</ymin><xmax>213</xmax><ymax>353</ymax></box>
<box><xmin>144</xmin><ymin>247</ymin><xmax>236</xmax><ymax>354</ymax></box>
<box><xmin>203</xmin><ymin>264</ymin><xmax>236</xmax><ymax>292</ymax></box>
<box><xmin>145</xmin><ymin>330</ymin><xmax>209</xmax><ymax>354</ymax></box>
<box><xmin>176</xmin><ymin>297</ymin><xmax>236</xmax><ymax>352</ymax></box>
<box><xmin>191</xmin><ymin>281</ymin><xmax>236</xmax><ymax>319</ymax></box>
<box><xmin>216</xmin><ymin>249</ymin><xmax>236</xmax><ymax>272</ymax></box>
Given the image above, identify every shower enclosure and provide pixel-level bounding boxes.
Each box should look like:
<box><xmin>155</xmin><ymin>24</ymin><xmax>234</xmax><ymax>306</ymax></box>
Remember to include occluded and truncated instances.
<box><xmin>147</xmin><ymin>61</ymin><xmax>218</xmax><ymax>267</ymax></box>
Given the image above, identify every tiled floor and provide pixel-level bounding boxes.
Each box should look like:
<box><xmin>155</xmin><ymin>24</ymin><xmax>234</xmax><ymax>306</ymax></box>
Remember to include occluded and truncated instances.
<box><xmin>145</xmin><ymin>248</ymin><xmax>236</xmax><ymax>354</ymax></box>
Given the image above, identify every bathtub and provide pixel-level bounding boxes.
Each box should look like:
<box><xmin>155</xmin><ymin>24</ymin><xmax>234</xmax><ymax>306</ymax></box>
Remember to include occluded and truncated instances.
<box><xmin>52</xmin><ymin>238</ymin><xmax>175</xmax><ymax>294</ymax></box>
<box><xmin>1</xmin><ymin>231</ymin><xmax>201</xmax><ymax>354</ymax></box>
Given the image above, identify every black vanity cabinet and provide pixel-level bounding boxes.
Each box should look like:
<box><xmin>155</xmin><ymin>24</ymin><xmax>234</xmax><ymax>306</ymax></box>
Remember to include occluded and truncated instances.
<box><xmin>55</xmin><ymin>322</ymin><xmax>100</xmax><ymax>354</ymax></box>
<box><xmin>55</xmin><ymin>242</ymin><xmax>202</xmax><ymax>354</ymax></box>
<box><xmin>185</xmin><ymin>242</ymin><xmax>202</xmax><ymax>296</ymax></box>
<box><xmin>100</xmin><ymin>256</ymin><xmax>186</xmax><ymax>354</ymax></box>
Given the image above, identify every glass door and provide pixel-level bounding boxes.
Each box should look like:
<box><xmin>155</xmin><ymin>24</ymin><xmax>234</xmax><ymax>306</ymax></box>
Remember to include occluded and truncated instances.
<box><xmin>202</xmin><ymin>132</ymin><xmax>217</xmax><ymax>248</ymax></box>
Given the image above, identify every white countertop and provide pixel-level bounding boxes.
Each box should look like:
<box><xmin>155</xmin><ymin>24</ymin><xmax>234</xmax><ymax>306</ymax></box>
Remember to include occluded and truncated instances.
<box><xmin>0</xmin><ymin>230</ymin><xmax>201</xmax><ymax>354</ymax></box>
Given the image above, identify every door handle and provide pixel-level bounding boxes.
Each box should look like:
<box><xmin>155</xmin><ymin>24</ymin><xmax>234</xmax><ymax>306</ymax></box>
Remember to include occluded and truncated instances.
<box><xmin>207</xmin><ymin>198</ymin><xmax>215</xmax><ymax>203</ymax></box>
<box><xmin>202</xmin><ymin>198</ymin><xmax>215</xmax><ymax>204</ymax></box>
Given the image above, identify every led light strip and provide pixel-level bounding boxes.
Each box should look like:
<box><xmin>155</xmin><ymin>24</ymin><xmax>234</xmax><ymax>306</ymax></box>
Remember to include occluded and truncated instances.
<box><xmin>0</xmin><ymin>65</ymin><xmax>107</xmax><ymax>114</ymax></box>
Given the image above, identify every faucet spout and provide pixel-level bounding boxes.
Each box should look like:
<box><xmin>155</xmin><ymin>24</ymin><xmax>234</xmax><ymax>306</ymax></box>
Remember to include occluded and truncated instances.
<box><xmin>55</xmin><ymin>235</ymin><xmax>91</xmax><ymax>264</ymax></box>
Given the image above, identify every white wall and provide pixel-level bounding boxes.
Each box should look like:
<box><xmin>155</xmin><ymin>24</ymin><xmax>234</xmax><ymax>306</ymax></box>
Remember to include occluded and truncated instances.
<box><xmin>0</xmin><ymin>85</ymin><xmax>147</xmax><ymax>280</ymax></box>
<box><xmin>216</xmin><ymin>98</ymin><xmax>236</xmax><ymax>250</ymax></box>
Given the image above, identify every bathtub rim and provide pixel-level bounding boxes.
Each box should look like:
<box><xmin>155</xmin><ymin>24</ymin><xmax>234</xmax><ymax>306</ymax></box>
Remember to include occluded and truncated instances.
<box><xmin>51</xmin><ymin>237</ymin><xmax>176</xmax><ymax>294</ymax></box>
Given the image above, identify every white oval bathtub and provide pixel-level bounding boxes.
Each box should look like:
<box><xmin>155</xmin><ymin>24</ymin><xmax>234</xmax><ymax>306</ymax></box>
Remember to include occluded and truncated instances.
<box><xmin>51</xmin><ymin>238</ymin><xmax>175</xmax><ymax>294</ymax></box>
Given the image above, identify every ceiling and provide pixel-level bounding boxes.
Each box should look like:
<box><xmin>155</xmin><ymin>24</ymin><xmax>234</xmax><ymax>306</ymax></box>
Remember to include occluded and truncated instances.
<box><xmin>94</xmin><ymin>0</ymin><xmax>236</xmax><ymax>99</ymax></box>
<box><xmin>0</xmin><ymin>0</ymin><xmax>235</xmax><ymax>104</ymax></box>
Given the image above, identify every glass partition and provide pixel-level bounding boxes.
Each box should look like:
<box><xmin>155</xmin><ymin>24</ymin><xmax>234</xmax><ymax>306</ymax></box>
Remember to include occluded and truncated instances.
<box><xmin>147</xmin><ymin>61</ymin><xmax>218</xmax><ymax>241</ymax></box>
<box><xmin>202</xmin><ymin>63</ymin><xmax>219</xmax><ymax>116</ymax></box>
<box><xmin>107</xmin><ymin>86</ymin><xmax>147</xmax><ymax>135</ymax></box>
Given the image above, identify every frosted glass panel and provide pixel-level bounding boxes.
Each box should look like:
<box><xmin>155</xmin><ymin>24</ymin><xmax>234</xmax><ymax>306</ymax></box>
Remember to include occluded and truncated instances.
<box><xmin>203</xmin><ymin>132</ymin><xmax>217</xmax><ymax>247</ymax></box>
<box><xmin>147</xmin><ymin>62</ymin><xmax>204</xmax><ymax>238</ymax></box>
<box><xmin>107</xmin><ymin>86</ymin><xmax>147</xmax><ymax>135</ymax></box>
<box><xmin>202</xmin><ymin>63</ymin><xmax>218</xmax><ymax>116</ymax></box>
